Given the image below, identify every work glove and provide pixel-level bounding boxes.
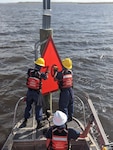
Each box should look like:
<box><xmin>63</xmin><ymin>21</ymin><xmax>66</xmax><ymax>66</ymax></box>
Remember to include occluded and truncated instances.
<box><xmin>88</xmin><ymin>114</ymin><xmax>94</xmax><ymax>124</ymax></box>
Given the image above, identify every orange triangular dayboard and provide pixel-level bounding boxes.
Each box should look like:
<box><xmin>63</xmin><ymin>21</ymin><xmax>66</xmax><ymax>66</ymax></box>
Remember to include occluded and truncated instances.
<box><xmin>41</xmin><ymin>36</ymin><xmax>62</xmax><ymax>95</ymax></box>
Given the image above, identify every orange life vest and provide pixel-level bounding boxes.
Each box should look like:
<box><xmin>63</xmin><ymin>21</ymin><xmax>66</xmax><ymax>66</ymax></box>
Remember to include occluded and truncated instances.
<box><xmin>27</xmin><ymin>77</ymin><xmax>41</xmax><ymax>90</ymax></box>
<box><xmin>51</xmin><ymin>128</ymin><xmax>68</xmax><ymax>150</ymax></box>
<box><xmin>61</xmin><ymin>72</ymin><xmax>73</xmax><ymax>88</ymax></box>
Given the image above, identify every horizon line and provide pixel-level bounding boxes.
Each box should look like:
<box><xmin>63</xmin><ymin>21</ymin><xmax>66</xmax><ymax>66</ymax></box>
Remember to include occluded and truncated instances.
<box><xmin>1</xmin><ymin>1</ymin><xmax>113</xmax><ymax>3</ymax></box>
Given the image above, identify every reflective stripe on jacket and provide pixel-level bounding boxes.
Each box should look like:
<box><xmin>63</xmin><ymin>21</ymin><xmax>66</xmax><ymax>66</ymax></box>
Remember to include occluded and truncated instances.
<box><xmin>51</xmin><ymin>128</ymin><xmax>68</xmax><ymax>150</ymax></box>
<box><xmin>60</xmin><ymin>70</ymin><xmax>73</xmax><ymax>89</ymax></box>
<box><xmin>62</xmin><ymin>74</ymin><xmax>73</xmax><ymax>88</ymax></box>
<box><xmin>27</xmin><ymin>77</ymin><xmax>41</xmax><ymax>90</ymax></box>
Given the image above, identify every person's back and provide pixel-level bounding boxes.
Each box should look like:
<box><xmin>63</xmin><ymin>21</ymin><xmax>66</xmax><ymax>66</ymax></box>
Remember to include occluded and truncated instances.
<box><xmin>27</xmin><ymin>68</ymin><xmax>42</xmax><ymax>91</ymax></box>
<box><xmin>46</xmin><ymin>111</ymin><xmax>94</xmax><ymax>150</ymax></box>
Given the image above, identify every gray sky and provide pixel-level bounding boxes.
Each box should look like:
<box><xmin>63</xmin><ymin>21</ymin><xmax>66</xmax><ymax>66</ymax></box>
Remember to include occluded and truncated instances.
<box><xmin>1</xmin><ymin>0</ymin><xmax>113</xmax><ymax>3</ymax></box>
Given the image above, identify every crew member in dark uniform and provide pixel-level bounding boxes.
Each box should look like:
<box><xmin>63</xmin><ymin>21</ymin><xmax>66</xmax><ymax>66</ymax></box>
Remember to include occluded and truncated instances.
<box><xmin>20</xmin><ymin>57</ymin><xmax>48</xmax><ymax>129</ymax></box>
<box><xmin>46</xmin><ymin>110</ymin><xmax>94</xmax><ymax>150</ymax></box>
<box><xmin>54</xmin><ymin>58</ymin><xmax>74</xmax><ymax>121</ymax></box>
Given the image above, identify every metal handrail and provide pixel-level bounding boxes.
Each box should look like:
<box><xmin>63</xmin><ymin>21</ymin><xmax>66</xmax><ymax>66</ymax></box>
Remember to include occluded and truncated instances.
<box><xmin>34</xmin><ymin>39</ymin><xmax>47</xmax><ymax>60</ymax></box>
<box><xmin>12</xmin><ymin>97</ymin><xmax>25</xmax><ymax>128</ymax></box>
<box><xmin>74</xmin><ymin>95</ymin><xmax>87</xmax><ymax>127</ymax></box>
<box><xmin>86</xmin><ymin>97</ymin><xmax>109</xmax><ymax>147</ymax></box>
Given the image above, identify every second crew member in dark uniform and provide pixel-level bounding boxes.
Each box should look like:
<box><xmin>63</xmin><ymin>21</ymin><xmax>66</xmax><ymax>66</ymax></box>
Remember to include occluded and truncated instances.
<box><xmin>54</xmin><ymin>58</ymin><xmax>74</xmax><ymax>121</ymax></box>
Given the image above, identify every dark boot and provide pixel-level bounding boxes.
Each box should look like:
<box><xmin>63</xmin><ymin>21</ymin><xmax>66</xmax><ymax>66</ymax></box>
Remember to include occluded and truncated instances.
<box><xmin>36</xmin><ymin>120</ymin><xmax>45</xmax><ymax>129</ymax></box>
<box><xmin>46</xmin><ymin>110</ymin><xmax>51</xmax><ymax>119</ymax></box>
<box><xmin>68</xmin><ymin>116</ymin><xmax>73</xmax><ymax>122</ymax></box>
<box><xmin>19</xmin><ymin>119</ymin><xmax>27</xmax><ymax>128</ymax></box>
<box><xmin>43</xmin><ymin>110</ymin><xmax>51</xmax><ymax>120</ymax></box>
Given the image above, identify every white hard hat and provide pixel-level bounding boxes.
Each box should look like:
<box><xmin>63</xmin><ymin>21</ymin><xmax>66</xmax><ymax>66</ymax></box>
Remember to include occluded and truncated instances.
<box><xmin>53</xmin><ymin>110</ymin><xmax>67</xmax><ymax>126</ymax></box>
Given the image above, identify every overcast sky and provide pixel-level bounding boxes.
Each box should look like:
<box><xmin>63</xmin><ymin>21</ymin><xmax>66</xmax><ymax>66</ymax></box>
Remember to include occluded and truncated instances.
<box><xmin>1</xmin><ymin>0</ymin><xmax>113</xmax><ymax>3</ymax></box>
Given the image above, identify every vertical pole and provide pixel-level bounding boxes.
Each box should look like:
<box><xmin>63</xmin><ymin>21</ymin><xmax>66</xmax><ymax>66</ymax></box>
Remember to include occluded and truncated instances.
<box><xmin>40</xmin><ymin>0</ymin><xmax>53</xmax><ymax>114</ymax></box>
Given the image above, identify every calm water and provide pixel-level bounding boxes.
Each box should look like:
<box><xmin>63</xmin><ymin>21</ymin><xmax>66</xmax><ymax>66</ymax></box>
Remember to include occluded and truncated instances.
<box><xmin>0</xmin><ymin>2</ymin><xmax>113</xmax><ymax>148</ymax></box>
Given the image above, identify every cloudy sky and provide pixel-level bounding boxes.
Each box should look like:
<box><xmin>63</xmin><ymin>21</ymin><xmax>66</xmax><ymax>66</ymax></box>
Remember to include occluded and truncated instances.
<box><xmin>1</xmin><ymin>0</ymin><xmax>113</xmax><ymax>3</ymax></box>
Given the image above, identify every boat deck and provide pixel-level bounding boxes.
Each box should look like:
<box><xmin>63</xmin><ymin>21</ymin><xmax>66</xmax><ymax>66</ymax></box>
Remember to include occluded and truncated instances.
<box><xmin>2</xmin><ymin>116</ymin><xmax>97</xmax><ymax>150</ymax></box>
